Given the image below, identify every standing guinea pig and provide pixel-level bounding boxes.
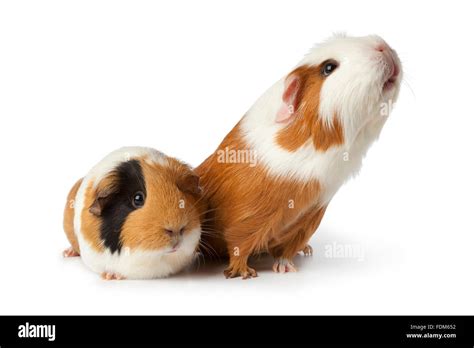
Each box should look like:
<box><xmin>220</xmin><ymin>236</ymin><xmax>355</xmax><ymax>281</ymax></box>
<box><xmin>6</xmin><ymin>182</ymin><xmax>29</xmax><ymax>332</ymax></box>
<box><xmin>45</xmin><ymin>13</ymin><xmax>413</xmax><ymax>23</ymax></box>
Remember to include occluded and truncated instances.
<box><xmin>197</xmin><ymin>34</ymin><xmax>402</xmax><ymax>279</ymax></box>
<box><xmin>63</xmin><ymin>146</ymin><xmax>204</xmax><ymax>280</ymax></box>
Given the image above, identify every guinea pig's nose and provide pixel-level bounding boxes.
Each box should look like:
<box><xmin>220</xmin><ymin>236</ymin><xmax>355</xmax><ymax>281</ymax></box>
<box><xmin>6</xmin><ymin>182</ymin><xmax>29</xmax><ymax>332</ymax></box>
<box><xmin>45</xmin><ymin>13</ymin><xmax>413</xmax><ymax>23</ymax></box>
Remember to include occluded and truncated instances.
<box><xmin>375</xmin><ymin>43</ymin><xmax>389</xmax><ymax>53</ymax></box>
<box><xmin>375</xmin><ymin>43</ymin><xmax>399</xmax><ymax>79</ymax></box>
<box><xmin>165</xmin><ymin>227</ymin><xmax>185</xmax><ymax>236</ymax></box>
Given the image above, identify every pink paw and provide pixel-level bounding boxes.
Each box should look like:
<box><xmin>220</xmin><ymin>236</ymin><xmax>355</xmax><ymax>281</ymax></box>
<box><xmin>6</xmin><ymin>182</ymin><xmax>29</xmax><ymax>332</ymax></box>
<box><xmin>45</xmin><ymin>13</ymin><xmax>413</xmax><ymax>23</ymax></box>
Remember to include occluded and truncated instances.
<box><xmin>272</xmin><ymin>258</ymin><xmax>297</xmax><ymax>273</ymax></box>
<box><xmin>63</xmin><ymin>247</ymin><xmax>80</xmax><ymax>258</ymax></box>
<box><xmin>101</xmin><ymin>272</ymin><xmax>126</xmax><ymax>280</ymax></box>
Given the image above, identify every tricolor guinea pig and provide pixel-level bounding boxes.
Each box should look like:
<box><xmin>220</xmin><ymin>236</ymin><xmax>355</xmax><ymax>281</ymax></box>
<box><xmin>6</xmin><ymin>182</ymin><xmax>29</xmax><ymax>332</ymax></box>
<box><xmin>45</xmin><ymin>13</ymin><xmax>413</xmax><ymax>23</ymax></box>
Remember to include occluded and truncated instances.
<box><xmin>63</xmin><ymin>147</ymin><xmax>204</xmax><ymax>280</ymax></box>
<box><xmin>196</xmin><ymin>34</ymin><xmax>402</xmax><ymax>279</ymax></box>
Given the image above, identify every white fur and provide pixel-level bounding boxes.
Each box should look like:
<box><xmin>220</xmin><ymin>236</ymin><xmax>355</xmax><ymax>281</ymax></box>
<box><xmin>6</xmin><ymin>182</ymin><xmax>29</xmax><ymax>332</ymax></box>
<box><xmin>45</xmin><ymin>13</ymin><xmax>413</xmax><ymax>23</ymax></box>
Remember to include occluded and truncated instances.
<box><xmin>78</xmin><ymin>228</ymin><xmax>200</xmax><ymax>279</ymax></box>
<box><xmin>72</xmin><ymin>146</ymin><xmax>200</xmax><ymax>279</ymax></box>
<box><xmin>240</xmin><ymin>35</ymin><xmax>402</xmax><ymax>205</ymax></box>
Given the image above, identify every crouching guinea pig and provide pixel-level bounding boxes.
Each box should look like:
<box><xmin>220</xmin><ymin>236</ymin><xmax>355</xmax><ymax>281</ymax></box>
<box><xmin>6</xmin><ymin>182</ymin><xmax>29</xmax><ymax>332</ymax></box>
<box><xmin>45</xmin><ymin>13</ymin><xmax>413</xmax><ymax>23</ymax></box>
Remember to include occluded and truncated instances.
<box><xmin>196</xmin><ymin>34</ymin><xmax>402</xmax><ymax>279</ymax></box>
<box><xmin>63</xmin><ymin>146</ymin><xmax>204</xmax><ymax>280</ymax></box>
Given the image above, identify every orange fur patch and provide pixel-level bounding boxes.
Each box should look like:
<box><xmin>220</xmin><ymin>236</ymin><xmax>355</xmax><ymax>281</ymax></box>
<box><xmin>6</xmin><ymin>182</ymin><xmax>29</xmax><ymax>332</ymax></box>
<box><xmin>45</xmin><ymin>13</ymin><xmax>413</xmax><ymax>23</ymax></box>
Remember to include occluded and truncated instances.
<box><xmin>63</xmin><ymin>178</ymin><xmax>83</xmax><ymax>254</ymax></box>
<box><xmin>276</xmin><ymin>65</ymin><xmax>344</xmax><ymax>152</ymax></box>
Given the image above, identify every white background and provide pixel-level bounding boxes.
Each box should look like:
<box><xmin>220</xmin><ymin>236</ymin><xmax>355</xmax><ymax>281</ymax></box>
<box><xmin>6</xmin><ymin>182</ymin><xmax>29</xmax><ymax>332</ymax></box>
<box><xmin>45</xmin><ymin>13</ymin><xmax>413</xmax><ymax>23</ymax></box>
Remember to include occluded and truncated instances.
<box><xmin>1</xmin><ymin>0</ymin><xmax>473</xmax><ymax>315</ymax></box>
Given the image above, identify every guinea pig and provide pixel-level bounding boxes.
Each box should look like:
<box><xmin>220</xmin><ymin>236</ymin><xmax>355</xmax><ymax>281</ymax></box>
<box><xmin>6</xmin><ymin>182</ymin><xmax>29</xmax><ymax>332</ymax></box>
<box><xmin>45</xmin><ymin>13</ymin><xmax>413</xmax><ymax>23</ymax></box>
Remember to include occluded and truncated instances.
<box><xmin>196</xmin><ymin>34</ymin><xmax>402</xmax><ymax>279</ymax></box>
<box><xmin>63</xmin><ymin>146</ymin><xmax>204</xmax><ymax>280</ymax></box>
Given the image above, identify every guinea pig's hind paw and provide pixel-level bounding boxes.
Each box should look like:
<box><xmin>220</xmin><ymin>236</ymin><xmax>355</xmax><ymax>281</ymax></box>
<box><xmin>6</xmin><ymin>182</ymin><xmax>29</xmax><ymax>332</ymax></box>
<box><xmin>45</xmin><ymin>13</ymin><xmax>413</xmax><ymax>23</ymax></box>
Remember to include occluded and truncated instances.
<box><xmin>301</xmin><ymin>244</ymin><xmax>313</xmax><ymax>256</ymax></box>
<box><xmin>101</xmin><ymin>272</ymin><xmax>126</xmax><ymax>280</ymax></box>
<box><xmin>62</xmin><ymin>247</ymin><xmax>80</xmax><ymax>258</ymax></box>
<box><xmin>272</xmin><ymin>258</ymin><xmax>298</xmax><ymax>273</ymax></box>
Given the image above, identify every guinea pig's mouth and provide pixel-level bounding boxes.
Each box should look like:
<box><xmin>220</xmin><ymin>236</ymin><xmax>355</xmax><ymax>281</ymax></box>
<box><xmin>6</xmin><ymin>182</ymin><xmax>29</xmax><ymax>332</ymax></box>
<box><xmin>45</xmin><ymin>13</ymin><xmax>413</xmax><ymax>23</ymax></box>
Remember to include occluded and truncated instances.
<box><xmin>167</xmin><ymin>241</ymin><xmax>181</xmax><ymax>253</ymax></box>
<box><xmin>383</xmin><ymin>73</ymin><xmax>398</xmax><ymax>92</ymax></box>
<box><xmin>382</xmin><ymin>56</ymin><xmax>400</xmax><ymax>92</ymax></box>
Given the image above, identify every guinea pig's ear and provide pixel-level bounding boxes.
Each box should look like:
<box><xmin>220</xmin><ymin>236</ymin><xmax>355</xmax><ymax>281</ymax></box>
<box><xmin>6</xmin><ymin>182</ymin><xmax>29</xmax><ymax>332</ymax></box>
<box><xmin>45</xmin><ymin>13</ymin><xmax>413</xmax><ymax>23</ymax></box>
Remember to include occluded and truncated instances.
<box><xmin>177</xmin><ymin>173</ymin><xmax>202</xmax><ymax>196</ymax></box>
<box><xmin>275</xmin><ymin>74</ymin><xmax>302</xmax><ymax>124</ymax></box>
<box><xmin>89</xmin><ymin>175</ymin><xmax>119</xmax><ymax>217</ymax></box>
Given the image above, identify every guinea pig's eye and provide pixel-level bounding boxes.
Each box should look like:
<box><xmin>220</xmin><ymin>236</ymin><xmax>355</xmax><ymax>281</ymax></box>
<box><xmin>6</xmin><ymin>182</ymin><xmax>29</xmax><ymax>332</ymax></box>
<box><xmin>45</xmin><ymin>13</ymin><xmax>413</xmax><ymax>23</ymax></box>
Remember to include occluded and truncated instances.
<box><xmin>132</xmin><ymin>191</ymin><xmax>145</xmax><ymax>208</ymax></box>
<box><xmin>322</xmin><ymin>60</ymin><xmax>339</xmax><ymax>77</ymax></box>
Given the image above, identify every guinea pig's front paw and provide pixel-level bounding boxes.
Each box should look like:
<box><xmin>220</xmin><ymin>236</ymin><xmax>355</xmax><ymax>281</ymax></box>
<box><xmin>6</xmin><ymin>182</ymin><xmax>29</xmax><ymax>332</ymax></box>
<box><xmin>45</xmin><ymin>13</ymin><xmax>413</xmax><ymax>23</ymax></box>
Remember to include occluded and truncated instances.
<box><xmin>101</xmin><ymin>272</ymin><xmax>126</xmax><ymax>280</ymax></box>
<box><xmin>300</xmin><ymin>244</ymin><xmax>313</xmax><ymax>257</ymax></box>
<box><xmin>272</xmin><ymin>258</ymin><xmax>297</xmax><ymax>273</ymax></box>
<box><xmin>224</xmin><ymin>265</ymin><xmax>258</xmax><ymax>280</ymax></box>
<box><xmin>62</xmin><ymin>247</ymin><xmax>80</xmax><ymax>258</ymax></box>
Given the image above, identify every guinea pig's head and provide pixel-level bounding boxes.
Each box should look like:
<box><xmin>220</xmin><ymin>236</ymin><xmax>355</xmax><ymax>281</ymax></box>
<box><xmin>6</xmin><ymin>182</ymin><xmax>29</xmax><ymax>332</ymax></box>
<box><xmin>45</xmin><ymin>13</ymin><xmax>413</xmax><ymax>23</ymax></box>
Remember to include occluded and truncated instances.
<box><xmin>275</xmin><ymin>34</ymin><xmax>402</xmax><ymax>147</ymax></box>
<box><xmin>89</xmin><ymin>151</ymin><xmax>202</xmax><ymax>257</ymax></box>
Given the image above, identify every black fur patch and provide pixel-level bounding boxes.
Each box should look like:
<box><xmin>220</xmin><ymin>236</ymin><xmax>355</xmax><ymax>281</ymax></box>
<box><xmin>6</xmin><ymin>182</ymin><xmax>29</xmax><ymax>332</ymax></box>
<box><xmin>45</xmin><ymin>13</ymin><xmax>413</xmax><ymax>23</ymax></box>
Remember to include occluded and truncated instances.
<box><xmin>99</xmin><ymin>160</ymin><xmax>146</xmax><ymax>253</ymax></box>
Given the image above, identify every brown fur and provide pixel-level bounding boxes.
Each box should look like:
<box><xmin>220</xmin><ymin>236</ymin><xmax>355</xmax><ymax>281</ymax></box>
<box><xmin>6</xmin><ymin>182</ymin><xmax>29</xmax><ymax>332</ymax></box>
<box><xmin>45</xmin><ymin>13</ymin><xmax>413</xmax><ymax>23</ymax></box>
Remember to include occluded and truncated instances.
<box><xmin>197</xmin><ymin>64</ymin><xmax>343</xmax><ymax>278</ymax></box>
<box><xmin>269</xmin><ymin>205</ymin><xmax>327</xmax><ymax>259</ymax></box>
<box><xmin>276</xmin><ymin>65</ymin><xmax>344</xmax><ymax>152</ymax></box>
<box><xmin>63</xmin><ymin>178</ymin><xmax>83</xmax><ymax>254</ymax></box>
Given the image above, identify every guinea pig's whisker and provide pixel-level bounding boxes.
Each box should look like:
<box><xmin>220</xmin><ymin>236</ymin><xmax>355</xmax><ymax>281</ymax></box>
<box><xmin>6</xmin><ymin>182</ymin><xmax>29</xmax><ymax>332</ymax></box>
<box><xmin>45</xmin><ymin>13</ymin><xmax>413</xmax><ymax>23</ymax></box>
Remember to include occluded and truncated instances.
<box><xmin>194</xmin><ymin>252</ymin><xmax>204</xmax><ymax>270</ymax></box>
<box><xmin>197</xmin><ymin>208</ymin><xmax>221</xmax><ymax>218</ymax></box>
<box><xmin>197</xmin><ymin>243</ymin><xmax>211</xmax><ymax>257</ymax></box>
<box><xmin>198</xmin><ymin>230</ymin><xmax>219</xmax><ymax>237</ymax></box>
<box><xmin>199</xmin><ymin>233</ymin><xmax>217</xmax><ymax>239</ymax></box>
<box><xmin>200</xmin><ymin>226</ymin><xmax>224</xmax><ymax>234</ymax></box>
<box><xmin>197</xmin><ymin>241</ymin><xmax>215</xmax><ymax>258</ymax></box>
<box><xmin>187</xmin><ymin>194</ymin><xmax>206</xmax><ymax>210</ymax></box>
<box><xmin>200</xmin><ymin>215</ymin><xmax>224</xmax><ymax>223</ymax></box>
<box><xmin>200</xmin><ymin>220</ymin><xmax>220</xmax><ymax>226</ymax></box>
<box><xmin>401</xmin><ymin>78</ymin><xmax>416</xmax><ymax>99</ymax></box>
<box><xmin>198</xmin><ymin>240</ymin><xmax>219</xmax><ymax>259</ymax></box>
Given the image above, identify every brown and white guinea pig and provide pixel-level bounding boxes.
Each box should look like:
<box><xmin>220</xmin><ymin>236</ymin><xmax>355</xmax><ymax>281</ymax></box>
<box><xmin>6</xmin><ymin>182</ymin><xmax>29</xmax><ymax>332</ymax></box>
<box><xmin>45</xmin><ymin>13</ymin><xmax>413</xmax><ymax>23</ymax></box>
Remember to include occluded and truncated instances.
<box><xmin>196</xmin><ymin>34</ymin><xmax>402</xmax><ymax>279</ymax></box>
<box><xmin>63</xmin><ymin>146</ymin><xmax>204</xmax><ymax>280</ymax></box>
